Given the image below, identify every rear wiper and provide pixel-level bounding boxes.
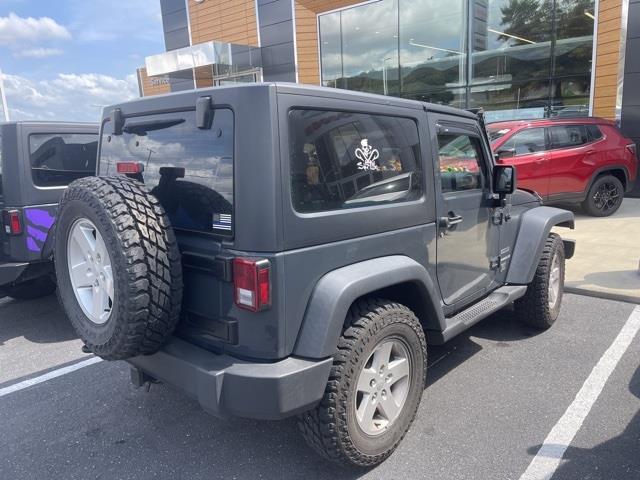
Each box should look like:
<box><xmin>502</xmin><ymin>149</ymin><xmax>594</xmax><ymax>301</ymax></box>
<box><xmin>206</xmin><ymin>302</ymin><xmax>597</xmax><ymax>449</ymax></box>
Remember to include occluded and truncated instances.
<box><xmin>123</xmin><ymin>118</ymin><xmax>185</xmax><ymax>136</ymax></box>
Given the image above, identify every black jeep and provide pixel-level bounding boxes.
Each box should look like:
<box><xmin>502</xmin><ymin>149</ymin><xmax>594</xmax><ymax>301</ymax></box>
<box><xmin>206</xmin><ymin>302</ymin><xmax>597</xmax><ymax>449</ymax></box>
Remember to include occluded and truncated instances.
<box><xmin>0</xmin><ymin>122</ymin><xmax>98</xmax><ymax>299</ymax></box>
<box><xmin>53</xmin><ymin>84</ymin><xmax>575</xmax><ymax>467</ymax></box>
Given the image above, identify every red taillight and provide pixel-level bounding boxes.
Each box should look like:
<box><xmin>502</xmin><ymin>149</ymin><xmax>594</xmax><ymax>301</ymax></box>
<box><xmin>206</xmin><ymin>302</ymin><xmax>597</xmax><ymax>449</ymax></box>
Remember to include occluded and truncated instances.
<box><xmin>233</xmin><ymin>257</ymin><xmax>271</xmax><ymax>312</ymax></box>
<box><xmin>2</xmin><ymin>210</ymin><xmax>22</xmax><ymax>235</ymax></box>
<box><xmin>116</xmin><ymin>162</ymin><xmax>144</xmax><ymax>174</ymax></box>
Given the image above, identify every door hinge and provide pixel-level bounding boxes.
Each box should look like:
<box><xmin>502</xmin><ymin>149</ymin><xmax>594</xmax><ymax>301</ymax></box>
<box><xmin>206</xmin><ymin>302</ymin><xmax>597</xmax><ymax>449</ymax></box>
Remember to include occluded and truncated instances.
<box><xmin>490</xmin><ymin>256</ymin><xmax>501</xmax><ymax>270</ymax></box>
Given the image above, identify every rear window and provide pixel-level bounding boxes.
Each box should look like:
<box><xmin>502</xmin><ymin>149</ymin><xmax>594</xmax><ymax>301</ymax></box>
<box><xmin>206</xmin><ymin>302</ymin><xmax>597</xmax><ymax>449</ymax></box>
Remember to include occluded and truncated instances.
<box><xmin>586</xmin><ymin>125</ymin><xmax>603</xmax><ymax>141</ymax></box>
<box><xmin>288</xmin><ymin>109</ymin><xmax>422</xmax><ymax>213</ymax></box>
<box><xmin>99</xmin><ymin>109</ymin><xmax>234</xmax><ymax>236</ymax></box>
<box><xmin>29</xmin><ymin>133</ymin><xmax>98</xmax><ymax>187</ymax></box>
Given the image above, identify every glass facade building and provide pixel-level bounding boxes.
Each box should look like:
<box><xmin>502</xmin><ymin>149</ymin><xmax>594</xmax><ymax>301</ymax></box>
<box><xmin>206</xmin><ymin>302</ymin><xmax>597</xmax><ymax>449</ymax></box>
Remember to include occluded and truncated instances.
<box><xmin>318</xmin><ymin>0</ymin><xmax>596</xmax><ymax>120</ymax></box>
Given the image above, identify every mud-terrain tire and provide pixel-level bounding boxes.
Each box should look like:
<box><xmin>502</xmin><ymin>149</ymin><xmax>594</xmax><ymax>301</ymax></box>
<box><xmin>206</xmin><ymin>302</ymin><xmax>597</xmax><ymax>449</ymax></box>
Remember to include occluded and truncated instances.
<box><xmin>298</xmin><ymin>298</ymin><xmax>427</xmax><ymax>468</ymax></box>
<box><xmin>513</xmin><ymin>233</ymin><xmax>565</xmax><ymax>329</ymax></box>
<box><xmin>54</xmin><ymin>176</ymin><xmax>182</xmax><ymax>360</ymax></box>
<box><xmin>582</xmin><ymin>174</ymin><xmax>624</xmax><ymax>217</ymax></box>
<box><xmin>8</xmin><ymin>276</ymin><xmax>56</xmax><ymax>300</ymax></box>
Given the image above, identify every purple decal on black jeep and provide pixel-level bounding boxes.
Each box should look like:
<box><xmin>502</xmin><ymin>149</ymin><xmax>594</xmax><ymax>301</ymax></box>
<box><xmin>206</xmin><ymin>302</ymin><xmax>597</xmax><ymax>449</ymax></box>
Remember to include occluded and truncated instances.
<box><xmin>24</xmin><ymin>208</ymin><xmax>56</xmax><ymax>253</ymax></box>
<box><xmin>25</xmin><ymin>209</ymin><xmax>55</xmax><ymax>229</ymax></box>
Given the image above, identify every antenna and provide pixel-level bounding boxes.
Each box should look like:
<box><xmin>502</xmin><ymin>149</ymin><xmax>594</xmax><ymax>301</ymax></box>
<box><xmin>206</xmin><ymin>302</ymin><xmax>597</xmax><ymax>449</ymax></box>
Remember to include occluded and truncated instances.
<box><xmin>0</xmin><ymin>68</ymin><xmax>9</xmax><ymax>122</ymax></box>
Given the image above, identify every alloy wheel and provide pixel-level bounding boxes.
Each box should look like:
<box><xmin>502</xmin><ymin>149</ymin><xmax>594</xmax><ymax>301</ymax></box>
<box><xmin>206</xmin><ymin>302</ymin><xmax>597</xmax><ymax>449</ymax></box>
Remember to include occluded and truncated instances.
<box><xmin>66</xmin><ymin>218</ymin><xmax>114</xmax><ymax>325</ymax></box>
<box><xmin>354</xmin><ymin>338</ymin><xmax>411</xmax><ymax>436</ymax></box>
<box><xmin>593</xmin><ymin>181</ymin><xmax>621</xmax><ymax>213</ymax></box>
<box><xmin>548</xmin><ymin>252</ymin><xmax>561</xmax><ymax>309</ymax></box>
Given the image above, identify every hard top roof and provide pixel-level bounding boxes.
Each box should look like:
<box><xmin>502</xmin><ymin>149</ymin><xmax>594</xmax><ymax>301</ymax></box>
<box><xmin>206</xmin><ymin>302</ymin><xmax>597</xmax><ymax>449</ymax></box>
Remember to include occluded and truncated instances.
<box><xmin>102</xmin><ymin>82</ymin><xmax>478</xmax><ymax>121</ymax></box>
<box><xmin>0</xmin><ymin>120</ymin><xmax>99</xmax><ymax>129</ymax></box>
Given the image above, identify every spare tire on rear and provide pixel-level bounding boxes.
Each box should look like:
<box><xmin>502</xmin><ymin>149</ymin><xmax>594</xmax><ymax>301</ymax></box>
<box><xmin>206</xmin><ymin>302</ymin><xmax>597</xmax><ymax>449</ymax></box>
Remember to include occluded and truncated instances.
<box><xmin>54</xmin><ymin>176</ymin><xmax>183</xmax><ymax>360</ymax></box>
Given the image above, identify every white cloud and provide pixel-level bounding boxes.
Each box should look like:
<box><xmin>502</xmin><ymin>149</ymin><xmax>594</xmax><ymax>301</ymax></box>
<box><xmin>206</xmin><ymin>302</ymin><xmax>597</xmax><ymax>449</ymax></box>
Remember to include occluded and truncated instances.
<box><xmin>0</xmin><ymin>12</ymin><xmax>71</xmax><ymax>46</ymax></box>
<box><xmin>2</xmin><ymin>72</ymin><xmax>139</xmax><ymax>122</ymax></box>
<box><xmin>13</xmin><ymin>47</ymin><xmax>64</xmax><ymax>58</ymax></box>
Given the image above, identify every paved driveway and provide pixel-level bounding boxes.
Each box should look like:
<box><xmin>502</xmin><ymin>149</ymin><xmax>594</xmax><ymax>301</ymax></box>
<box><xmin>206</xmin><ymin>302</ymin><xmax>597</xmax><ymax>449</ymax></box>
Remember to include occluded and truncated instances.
<box><xmin>1</xmin><ymin>293</ymin><xmax>639</xmax><ymax>479</ymax></box>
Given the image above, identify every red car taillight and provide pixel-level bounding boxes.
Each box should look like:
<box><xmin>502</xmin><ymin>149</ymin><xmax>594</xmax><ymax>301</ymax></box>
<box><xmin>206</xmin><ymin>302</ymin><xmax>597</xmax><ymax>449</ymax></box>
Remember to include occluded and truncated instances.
<box><xmin>2</xmin><ymin>209</ymin><xmax>22</xmax><ymax>235</ymax></box>
<box><xmin>233</xmin><ymin>257</ymin><xmax>271</xmax><ymax>312</ymax></box>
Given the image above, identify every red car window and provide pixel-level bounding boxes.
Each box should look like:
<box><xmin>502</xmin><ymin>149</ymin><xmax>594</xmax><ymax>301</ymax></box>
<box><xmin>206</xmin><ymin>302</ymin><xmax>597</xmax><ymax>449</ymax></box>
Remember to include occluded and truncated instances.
<box><xmin>549</xmin><ymin>125</ymin><xmax>589</xmax><ymax>149</ymax></box>
<box><xmin>501</xmin><ymin>128</ymin><xmax>546</xmax><ymax>155</ymax></box>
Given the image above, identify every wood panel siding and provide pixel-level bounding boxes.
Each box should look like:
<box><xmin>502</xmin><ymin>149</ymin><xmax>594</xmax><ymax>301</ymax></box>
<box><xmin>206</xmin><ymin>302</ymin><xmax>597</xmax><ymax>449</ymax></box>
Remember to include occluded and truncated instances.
<box><xmin>188</xmin><ymin>0</ymin><xmax>259</xmax><ymax>47</ymax></box>
<box><xmin>593</xmin><ymin>0</ymin><xmax>623</xmax><ymax>119</ymax></box>
<box><xmin>294</xmin><ymin>0</ymin><xmax>361</xmax><ymax>85</ymax></box>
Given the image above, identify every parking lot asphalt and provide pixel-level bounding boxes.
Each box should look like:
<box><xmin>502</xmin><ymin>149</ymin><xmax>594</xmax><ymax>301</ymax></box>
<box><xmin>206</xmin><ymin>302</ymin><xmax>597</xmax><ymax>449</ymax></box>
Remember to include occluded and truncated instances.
<box><xmin>0</xmin><ymin>293</ymin><xmax>638</xmax><ymax>480</ymax></box>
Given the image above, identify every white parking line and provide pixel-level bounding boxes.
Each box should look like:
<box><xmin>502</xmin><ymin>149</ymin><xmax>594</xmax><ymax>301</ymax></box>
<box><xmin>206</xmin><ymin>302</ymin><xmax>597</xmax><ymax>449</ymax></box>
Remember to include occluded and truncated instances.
<box><xmin>520</xmin><ymin>306</ymin><xmax>640</xmax><ymax>480</ymax></box>
<box><xmin>0</xmin><ymin>356</ymin><xmax>103</xmax><ymax>398</ymax></box>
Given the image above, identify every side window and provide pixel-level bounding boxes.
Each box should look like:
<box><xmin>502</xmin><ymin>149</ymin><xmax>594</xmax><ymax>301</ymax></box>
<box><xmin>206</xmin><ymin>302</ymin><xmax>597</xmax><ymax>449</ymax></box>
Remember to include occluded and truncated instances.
<box><xmin>586</xmin><ymin>125</ymin><xmax>603</xmax><ymax>142</ymax></box>
<box><xmin>288</xmin><ymin>110</ymin><xmax>423</xmax><ymax>213</ymax></box>
<box><xmin>29</xmin><ymin>133</ymin><xmax>98</xmax><ymax>187</ymax></box>
<box><xmin>437</xmin><ymin>133</ymin><xmax>485</xmax><ymax>193</ymax></box>
<box><xmin>501</xmin><ymin>128</ymin><xmax>546</xmax><ymax>155</ymax></box>
<box><xmin>549</xmin><ymin>125</ymin><xmax>589</xmax><ymax>149</ymax></box>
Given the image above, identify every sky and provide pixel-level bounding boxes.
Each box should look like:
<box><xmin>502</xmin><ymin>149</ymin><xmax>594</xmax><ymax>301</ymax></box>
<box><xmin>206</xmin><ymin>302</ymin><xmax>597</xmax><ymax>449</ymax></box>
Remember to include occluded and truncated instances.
<box><xmin>0</xmin><ymin>0</ymin><xmax>165</xmax><ymax>122</ymax></box>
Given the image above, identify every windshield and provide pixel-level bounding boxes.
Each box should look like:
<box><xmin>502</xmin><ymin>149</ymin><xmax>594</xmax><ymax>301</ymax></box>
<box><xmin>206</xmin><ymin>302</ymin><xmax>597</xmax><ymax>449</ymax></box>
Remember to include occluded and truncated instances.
<box><xmin>487</xmin><ymin>127</ymin><xmax>512</xmax><ymax>142</ymax></box>
<box><xmin>99</xmin><ymin>109</ymin><xmax>234</xmax><ymax>236</ymax></box>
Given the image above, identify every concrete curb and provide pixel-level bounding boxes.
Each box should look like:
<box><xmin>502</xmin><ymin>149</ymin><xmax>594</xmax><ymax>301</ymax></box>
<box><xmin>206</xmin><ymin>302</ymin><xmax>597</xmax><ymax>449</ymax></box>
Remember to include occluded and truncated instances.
<box><xmin>565</xmin><ymin>286</ymin><xmax>640</xmax><ymax>305</ymax></box>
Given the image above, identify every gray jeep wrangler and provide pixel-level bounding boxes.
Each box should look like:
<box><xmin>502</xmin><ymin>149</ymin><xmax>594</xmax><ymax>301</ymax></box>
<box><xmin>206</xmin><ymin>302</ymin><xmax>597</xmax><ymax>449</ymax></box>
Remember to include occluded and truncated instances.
<box><xmin>53</xmin><ymin>84</ymin><xmax>575</xmax><ymax>467</ymax></box>
<box><xmin>0</xmin><ymin>121</ymin><xmax>98</xmax><ymax>299</ymax></box>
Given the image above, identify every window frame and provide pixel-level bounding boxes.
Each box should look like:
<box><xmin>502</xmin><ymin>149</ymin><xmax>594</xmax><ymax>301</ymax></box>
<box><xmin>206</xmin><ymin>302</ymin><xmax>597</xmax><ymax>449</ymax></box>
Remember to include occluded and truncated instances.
<box><xmin>547</xmin><ymin>124</ymin><xmax>599</xmax><ymax>151</ymax></box>
<box><xmin>501</xmin><ymin>126</ymin><xmax>549</xmax><ymax>157</ymax></box>
<box><xmin>98</xmin><ymin>107</ymin><xmax>236</xmax><ymax>240</ymax></box>
<box><xmin>435</xmin><ymin>125</ymin><xmax>489</xmax><ymax>195</ymax></box>
<box><xmin>27</xmin><ymin>131</ymin><xmax>99</xmax><ymax>190</ymax></box>
<box><xmin>287</xmin><ymin>106</ymin><xmax>425</xmax><ymax>214</ymax></box>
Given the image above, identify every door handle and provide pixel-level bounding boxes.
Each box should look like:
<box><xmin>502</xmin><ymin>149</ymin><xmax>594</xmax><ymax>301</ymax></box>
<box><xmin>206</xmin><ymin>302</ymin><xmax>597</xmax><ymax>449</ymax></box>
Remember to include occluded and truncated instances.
<box><xmin>439</xmin><ymin>213</ymin><xmax>463</xmax><ymax>229</ymax></box>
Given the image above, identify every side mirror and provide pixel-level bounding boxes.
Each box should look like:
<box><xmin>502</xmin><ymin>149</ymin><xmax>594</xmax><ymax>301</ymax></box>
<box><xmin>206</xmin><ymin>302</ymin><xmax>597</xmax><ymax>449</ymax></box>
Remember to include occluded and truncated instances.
<box><xmin>496</xmin><ymin>147</ymin><xmax>516</xmax><ymax>160</ymax></box>
<box><xmin>493</xmin><ymin>165</ymin><xmax>516</xmax><ymax>196</ymax></box>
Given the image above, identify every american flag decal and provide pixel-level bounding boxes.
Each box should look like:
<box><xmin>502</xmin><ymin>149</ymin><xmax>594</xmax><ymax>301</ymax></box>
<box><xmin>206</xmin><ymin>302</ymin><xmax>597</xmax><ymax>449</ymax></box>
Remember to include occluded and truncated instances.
<box><xmin>212</xmin><ymin>213</ymin><xmax>232</xmax><ymax>231</ymax></box>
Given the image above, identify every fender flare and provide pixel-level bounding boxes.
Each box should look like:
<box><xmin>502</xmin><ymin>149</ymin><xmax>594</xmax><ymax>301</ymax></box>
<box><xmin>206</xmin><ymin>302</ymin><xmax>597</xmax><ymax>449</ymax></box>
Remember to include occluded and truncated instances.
<box><xmin>293</xmin><ymin>255</ymin><xmax>444</xmax><ymax>359</ymax></box>
<box><xmin>41</xmin><ymin>221</ymin><xmax>56</xmax><ymax>260</ymax></box>
<box><xmin>586</xmin><ymin>165</ymin><xmax>631</xmax><ymax>193</ymax></box>
<box><xmin>506</xmin><ymin>206</ymin><xmax>574</xmax><ymax>285</ymax></box>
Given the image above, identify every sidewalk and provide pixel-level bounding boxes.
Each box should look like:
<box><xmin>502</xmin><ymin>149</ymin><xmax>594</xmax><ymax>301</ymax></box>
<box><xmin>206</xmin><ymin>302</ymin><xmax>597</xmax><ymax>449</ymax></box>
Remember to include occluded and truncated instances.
<box><xmin>554</xmin><ymin>198</ymin><xmax>640</xmax><ymax>303</ymax></box>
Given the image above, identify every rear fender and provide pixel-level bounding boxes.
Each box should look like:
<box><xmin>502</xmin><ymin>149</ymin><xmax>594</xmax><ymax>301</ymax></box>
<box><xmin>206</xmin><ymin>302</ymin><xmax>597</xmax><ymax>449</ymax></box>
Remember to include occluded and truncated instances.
<box><xmin>293</xmin><ymin>255</ymin><xmax>444</xmax><ymax>359</ymax></box>
<box><xmin>506</xmin><ymin>206</ymin><xmax>574</xmax><ymax>284</ymax></box>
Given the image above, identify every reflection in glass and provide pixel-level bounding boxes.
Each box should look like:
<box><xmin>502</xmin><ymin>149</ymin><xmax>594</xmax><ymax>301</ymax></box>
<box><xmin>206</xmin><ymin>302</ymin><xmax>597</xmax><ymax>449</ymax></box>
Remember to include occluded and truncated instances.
<box><xmin>100</xmin><ymin>110</ymin><xmax>234</xmax><ymax>235</ymax></box>
<box><xmin>317</xmin><ymin>0</ymin><xmax>594</xmax><ymax>118</ymax></box>
<box><xmin>288</xmin><ymin>109</ymin><xmax>422</xmax><ymax>213</ymax></box>
<box><xmin>399</xmin><ymin>0</ymin><xmax>466</xmax><ymax>95</ymax></box>
<box><xmin>319</xmin><ymin>12</ymin><xmax>343</xmax><ymax>88</ymax></box>
<box><xmin>472</xmin><ymin>0</ymin><xmax>553</xmax><ymax>84</ymax></box>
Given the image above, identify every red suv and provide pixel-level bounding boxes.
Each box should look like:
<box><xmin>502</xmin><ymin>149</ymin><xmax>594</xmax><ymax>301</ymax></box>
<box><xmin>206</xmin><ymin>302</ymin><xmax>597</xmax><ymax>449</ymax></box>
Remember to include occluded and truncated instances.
<box><xmin>488</xmin><ymin>117</ymin><xmax>638</xmax><ymax>216</ymax></box>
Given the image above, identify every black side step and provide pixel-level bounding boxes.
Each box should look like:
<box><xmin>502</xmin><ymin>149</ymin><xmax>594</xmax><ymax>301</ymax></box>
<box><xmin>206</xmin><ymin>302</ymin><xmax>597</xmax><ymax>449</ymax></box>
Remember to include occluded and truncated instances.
<box><xmin>436</xmin><ymin>285</ymin><xmax>527</xmax><ymax>343</ymax></box>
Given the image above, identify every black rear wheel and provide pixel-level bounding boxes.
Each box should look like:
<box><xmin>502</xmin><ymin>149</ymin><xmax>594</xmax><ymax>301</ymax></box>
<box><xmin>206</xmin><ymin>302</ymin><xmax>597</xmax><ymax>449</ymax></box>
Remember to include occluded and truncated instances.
<box><xmin>298</xmin><ymin>298</ymin><xmax>427</xmax><ymax>467</ymax></box>
<box><xmin>582</xmin><ymin>175</ymin><xmax>624</xmax><ymax>217</ymax></box>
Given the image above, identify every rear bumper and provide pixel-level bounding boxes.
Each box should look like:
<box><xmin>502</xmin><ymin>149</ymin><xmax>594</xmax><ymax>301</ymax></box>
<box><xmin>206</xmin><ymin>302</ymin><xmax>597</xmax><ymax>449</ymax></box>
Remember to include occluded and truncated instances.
<box><xmin>128</xmin><ymin>337</ymin><xmax>333</xmax><ymax>420</ymax></box>
<box><xmin>0</xmin><ymin>262</ymin><xmax>29</xmax><ymax>288</ymax></box>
